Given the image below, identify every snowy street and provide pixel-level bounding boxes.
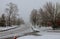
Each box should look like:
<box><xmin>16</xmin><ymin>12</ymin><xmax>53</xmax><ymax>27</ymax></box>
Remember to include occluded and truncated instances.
<box><xmin>17</xmin><ymin>27</ymin><xmax>60</xmax><ymax>39</ymax></box>
<box><xmin>17</xmin><ymin>32</ymin><xmax>60</xmax><ymax>39</ymax></box>
<box><xmin>0</xmin><ymin>24</ymin><xmax>33</xmax><ymax>39</ymax></box>
<box><xmin>0</xmin><ymin>24</ymin><xmax>60</xmax><ymax>39</ymax></box>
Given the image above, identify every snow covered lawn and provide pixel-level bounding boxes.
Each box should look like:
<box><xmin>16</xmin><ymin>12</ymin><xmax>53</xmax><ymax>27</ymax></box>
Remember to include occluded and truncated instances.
<box><xmin>0</xmin><ymin>25</ymin><xmax>18</xmax><ymax>31</ymax></box>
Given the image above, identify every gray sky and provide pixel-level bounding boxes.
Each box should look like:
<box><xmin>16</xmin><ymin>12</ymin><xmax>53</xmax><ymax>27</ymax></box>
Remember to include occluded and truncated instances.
<box><xmin>0</xmin><ymin>0</ymin><xmax>60</xmax><ymax>23</ymax></box>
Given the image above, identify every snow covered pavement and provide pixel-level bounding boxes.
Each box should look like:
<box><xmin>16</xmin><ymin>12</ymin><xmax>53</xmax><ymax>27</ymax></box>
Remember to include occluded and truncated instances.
<box><xmin>17</xmin><ymin>31</ymin><xmax>60</xmax><ymax>39</ymax></box>
<box><xmin>17</xmin><ymin>27</ymin><xmax>60</xmax><ymax>39</ymax></box>
<box><xmin>0</xmin><ymin>24</ymin><xmax>60</xmax><ymax>39</ymax></box>
<box><xmin>17</xmin><ymin>35</ymin><xmax>60</xmax><ymax>39</ymax></box>
<box><xmin>0</xmin><ymin>24</ymin><xmax>33</xmax><ymax>39</ymax></box>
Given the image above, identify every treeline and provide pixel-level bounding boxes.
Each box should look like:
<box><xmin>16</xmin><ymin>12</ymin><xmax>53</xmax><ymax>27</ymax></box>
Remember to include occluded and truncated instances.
<box><xmin>0</xmin><ymin>2</ymin><xmax>24</xmax><ymax>27</ymax></box>
<box><xmin>30</xmin><ymin>2</ymin><xmax>60</xmax><ymax>29</ymax></box>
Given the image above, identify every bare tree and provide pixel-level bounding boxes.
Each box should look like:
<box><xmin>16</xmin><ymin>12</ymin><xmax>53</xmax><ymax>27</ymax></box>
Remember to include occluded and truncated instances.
<box><xmin>39</xmin><ymin>2</ymin><xmax>60</xmax><ymax>29</ymax></box>
<box><xmin>5</xmin><ymin>2</ymin><xmax>18</xmax><ymax>26</ymax></box>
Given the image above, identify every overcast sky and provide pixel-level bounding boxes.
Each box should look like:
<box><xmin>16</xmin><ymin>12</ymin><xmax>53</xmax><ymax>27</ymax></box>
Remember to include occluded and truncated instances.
<box><xmin>0</xmin><ymin>0</ymin><xmax>60</xmax><ymax>23</ymax></box>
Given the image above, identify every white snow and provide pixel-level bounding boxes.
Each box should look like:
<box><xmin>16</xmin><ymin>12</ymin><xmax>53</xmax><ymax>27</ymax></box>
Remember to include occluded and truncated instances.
<box><xmin>17</xmin><ymin>26</ymin><xmax>60</xmax><ymax>39</ymax></box>
<box><xmin>0</xmin><ymin>24</ymin><xmax>33</xmax><ymax>38</ymax></box>
<box><xmin>17</xmin><ymin>35</ymin><xmax>60</xmax><ymax>39</ymax></box>
<box><xmin>0</xmin><ymin>24</ymin><xmax>60</xmax><ymax>39</ymax></box>
<box><xmin>0</xmin><ymin>25</ymin><xmax>18</xmax><ymax>31</ymax></box>
<box><xmin>17</xmin><ymin>31</ymin><xmax>60</xmax><ymax>39</ymax></box>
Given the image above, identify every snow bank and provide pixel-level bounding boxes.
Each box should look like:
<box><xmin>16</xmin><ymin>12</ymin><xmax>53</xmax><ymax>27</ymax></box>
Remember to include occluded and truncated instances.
<box><xmin>39</xmin><ymin>27</ymin><xmax>52</xmax><ymax>31</ymax></box>
<box><xmin>0</xmin><ymin>26</ymin><xmax>18</xmax><ymax>31</ymax></box>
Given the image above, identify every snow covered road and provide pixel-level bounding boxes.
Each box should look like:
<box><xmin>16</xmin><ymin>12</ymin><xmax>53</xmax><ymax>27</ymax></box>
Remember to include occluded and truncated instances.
<box><xmin>17</xmin><ymin>31</ymin><xmax>60</xmax><ymax>39</ymax></box>
<box><xmin>17</xmin><ymin>27</ymin><xmax>60</xmax><ymax>39</ymax></box>
<box><xmin>0</xmin><ymin>25</ymin><xmax>33</xmax><ymax>39</ymax></box>
<box><xmin>17</xmin><ymin>34</ymin><xmax>60</xmax><ymax>39</ymax></box>
<box><xmin>0</xmin><ymin>24</ymin><xmax>60</xmax><ymax>39</ymax></box>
